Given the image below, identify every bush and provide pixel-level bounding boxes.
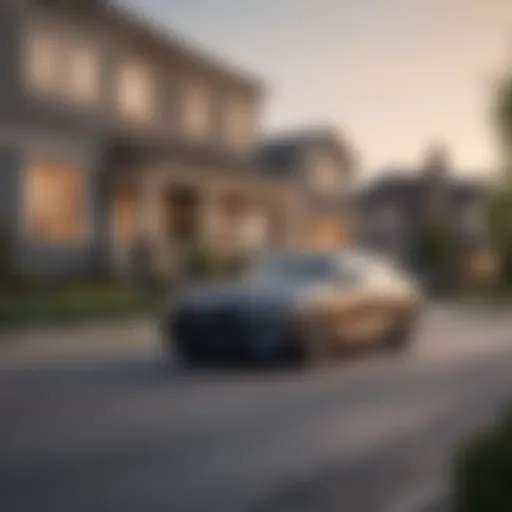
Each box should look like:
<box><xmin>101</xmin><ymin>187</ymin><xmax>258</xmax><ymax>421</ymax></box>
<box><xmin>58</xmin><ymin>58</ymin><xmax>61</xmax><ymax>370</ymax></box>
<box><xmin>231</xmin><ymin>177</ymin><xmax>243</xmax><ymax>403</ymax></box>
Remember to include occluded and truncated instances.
<box><xmin>180</xmin><ymin>245</ymin><xmax>251</xmax><ymax>282</ymax></box>
<box><xmin>0</xmin><ymin>281</ymin><xmax>168</xmax><ymax>328</ymax></box>
<box><xmin>454</xmin><ymin>405</ymin><xmax>512</xmax><ymax>512</ymax></box>
<box><xmin>0</xmin><ymin>225</ymin><xmax>13</xmax><ymax>285</ymax></box>
<box><xmin>181</xmin><ymin>245</ymin><xmax>218</xmax><ymax>281</ymax></box>
<box><xmin>412</xmin><ymin>222</ymin><xmax>461</xmax><ymax>293</ymax></box>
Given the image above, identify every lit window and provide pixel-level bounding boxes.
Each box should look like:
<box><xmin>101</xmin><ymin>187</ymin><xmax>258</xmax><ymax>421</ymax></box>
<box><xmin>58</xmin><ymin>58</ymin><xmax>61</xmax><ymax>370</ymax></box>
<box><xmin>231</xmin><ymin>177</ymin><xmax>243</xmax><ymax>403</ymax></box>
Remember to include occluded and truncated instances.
<box><xmin>24</xmin><ymin>27</ymin><xmax>60</xmax><ymax>94</ymax></box>
<box><xmin>116</xmin><ymin>60</ymin><xmax>154</xmax><ymax>120</ymax></box>
<box><xmin>67</xmin><ymin>42</ymin><xmax>100</xmax><ymax>104</ymax></box>
<box><xmin>24</xmin><ymin>160</ymin><xmax>87</xmax><ymax>242</ymax></box>
<box><xmin>311</xmin><ymin>155</ymin><xmax>340</xmax><ymax>193</ymax></box>
<box><xmin>225</xmin><ymin>97</ymin><xmax>253</xmax><ymax>151</ymax></box>
<box><xmin>183</xmin><ymin>81</ymin><xmax>210</xmax><ymax>139</ymax></box>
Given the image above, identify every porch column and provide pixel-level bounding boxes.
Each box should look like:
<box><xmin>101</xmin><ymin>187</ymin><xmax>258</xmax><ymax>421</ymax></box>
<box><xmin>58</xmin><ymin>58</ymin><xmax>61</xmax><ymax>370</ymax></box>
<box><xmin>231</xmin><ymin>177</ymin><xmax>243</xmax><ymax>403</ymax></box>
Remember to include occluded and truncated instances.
<box><xmin>198</xmin><ymin>186</ymin><xmax>219</xmax><ymax>249</ymax></box>
<box><xmin>138</xmin><ymin>176</ymin><xmax>162</xmax><ymax>240</ymax></box>
<box><xmin>137</xmin><ymin>174</ymin><xmax>163</xmax><ymax>274</ymax></box>
<box><xmin>283</xmin><ymin>190</ymin><xmax>304</xmax><ymax>249</ymax></box>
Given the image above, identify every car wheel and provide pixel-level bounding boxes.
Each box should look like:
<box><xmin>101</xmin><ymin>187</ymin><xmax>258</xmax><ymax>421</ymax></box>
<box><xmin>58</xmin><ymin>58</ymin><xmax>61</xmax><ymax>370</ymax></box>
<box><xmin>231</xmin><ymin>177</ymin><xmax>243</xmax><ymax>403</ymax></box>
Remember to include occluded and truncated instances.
<box><xmin>385</xmin><ymin>317</ymin><xmax>416</xmax><ymax>353</ymax></box>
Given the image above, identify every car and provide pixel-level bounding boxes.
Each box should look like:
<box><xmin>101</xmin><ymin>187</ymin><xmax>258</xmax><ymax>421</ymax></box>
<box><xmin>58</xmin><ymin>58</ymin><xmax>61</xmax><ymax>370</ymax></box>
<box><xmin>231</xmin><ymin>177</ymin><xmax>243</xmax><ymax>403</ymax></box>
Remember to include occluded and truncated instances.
<box><xmin>162</xmin><ymin>249</ymin><xmax>424</xmax><ymax>366</ymax></box>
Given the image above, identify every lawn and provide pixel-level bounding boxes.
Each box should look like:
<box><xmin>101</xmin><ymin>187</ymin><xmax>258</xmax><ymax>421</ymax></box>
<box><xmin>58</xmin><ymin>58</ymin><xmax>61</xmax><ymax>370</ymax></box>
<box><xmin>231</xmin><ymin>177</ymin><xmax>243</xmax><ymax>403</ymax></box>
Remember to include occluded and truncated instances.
<box><xmin>0</xmin><ymin>281</ymin><xmax>169</xmax><ymax>329</ymax></box>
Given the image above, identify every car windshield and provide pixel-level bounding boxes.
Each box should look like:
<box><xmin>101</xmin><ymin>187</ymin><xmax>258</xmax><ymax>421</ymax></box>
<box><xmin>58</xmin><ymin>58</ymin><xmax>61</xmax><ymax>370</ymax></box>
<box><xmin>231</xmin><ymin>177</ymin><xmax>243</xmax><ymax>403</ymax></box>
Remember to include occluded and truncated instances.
<box><xmin>249</xmin><ymin>253</ymin><xmax>345</xmax><ymax>283</ymax></box>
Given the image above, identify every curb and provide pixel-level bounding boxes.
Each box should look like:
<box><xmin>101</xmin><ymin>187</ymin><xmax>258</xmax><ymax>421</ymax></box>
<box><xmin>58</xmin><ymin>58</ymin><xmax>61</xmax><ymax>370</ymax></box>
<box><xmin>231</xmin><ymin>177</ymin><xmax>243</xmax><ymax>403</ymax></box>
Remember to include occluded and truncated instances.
<box><xmin>0</xmin><ymin>319</ymin><xmax>159</xmax><ymax>366</ymax></box>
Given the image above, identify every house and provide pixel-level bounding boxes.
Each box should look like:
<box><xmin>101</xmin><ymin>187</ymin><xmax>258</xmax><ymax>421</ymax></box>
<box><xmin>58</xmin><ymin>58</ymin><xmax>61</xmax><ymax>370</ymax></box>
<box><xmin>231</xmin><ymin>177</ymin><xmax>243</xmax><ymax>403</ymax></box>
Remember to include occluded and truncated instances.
<box><xmin>258</xmin><ymin>127</ymin><xmax>357</xmax><ymax>250</ymax></box>
<box><xmin>358</xmin><ymin>146</ymin><xmax>493</xmax><ymax>282</ymax></box>
<box><xmin>0</xmin><ymin>0</ymin><xmax>356</xmax><ymax>279</ymax></box>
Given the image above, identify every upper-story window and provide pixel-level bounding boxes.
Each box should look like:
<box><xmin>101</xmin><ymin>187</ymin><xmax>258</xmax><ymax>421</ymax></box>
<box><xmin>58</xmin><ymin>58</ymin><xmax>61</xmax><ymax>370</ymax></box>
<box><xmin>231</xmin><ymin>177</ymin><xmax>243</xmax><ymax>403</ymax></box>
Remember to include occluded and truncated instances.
<box><xmin>23</xmin><ymin>23</ymin><xmax>101</xmax><ymax>105</ymax></box>
<box><xmin>183</xmin><ymin>81</ymin><xmax>211</xmax><ymax>140</ymax></box>
<box><xmin>225</xmin><ymin>96</ymin><xmax>253</xmax><ymax>151</ymax></box>
<box><xmin>23</xmin><ymin>25</ymin><xmax>61</xmax><ymax>95</ymax></box>
<box><xmin>310</xmin><ymin>153</ymin><xmax>341</xmax><ymax>193</ymax></box>
<box><xmin>66</xmin><ymin>40</ymin><xmax>100</xmax><ymax>104</ymax></box>
<box><xmin>116</xmin><ymin>59</ymin><xmax>155</xmax><ymax>121</ymax></box>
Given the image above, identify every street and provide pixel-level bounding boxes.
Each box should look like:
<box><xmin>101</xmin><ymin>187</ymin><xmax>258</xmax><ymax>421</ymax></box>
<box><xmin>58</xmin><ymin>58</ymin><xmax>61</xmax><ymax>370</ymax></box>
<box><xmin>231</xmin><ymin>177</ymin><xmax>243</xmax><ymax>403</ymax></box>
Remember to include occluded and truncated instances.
<box><xmin>1</xmin><ymin>305</ymin><xmax>512</xmax><ymax>512</ymax></box>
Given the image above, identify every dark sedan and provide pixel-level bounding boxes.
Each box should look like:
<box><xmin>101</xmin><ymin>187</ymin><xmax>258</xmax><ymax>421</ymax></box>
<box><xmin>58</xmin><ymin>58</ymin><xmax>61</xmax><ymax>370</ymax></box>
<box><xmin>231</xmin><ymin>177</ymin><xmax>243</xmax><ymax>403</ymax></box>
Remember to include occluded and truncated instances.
<box><xmin>163</xmin><ymin>249</ymin><xmax>424</xmax><ymax>366</ymax></box>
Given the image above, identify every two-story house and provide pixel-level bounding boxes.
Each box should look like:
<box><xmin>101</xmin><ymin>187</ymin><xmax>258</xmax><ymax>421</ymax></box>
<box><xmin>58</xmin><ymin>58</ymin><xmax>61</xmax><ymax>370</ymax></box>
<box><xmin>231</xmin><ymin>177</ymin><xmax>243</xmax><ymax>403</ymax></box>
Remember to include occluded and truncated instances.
<box><xmin>259</xmin><ymin>127</ymin><xmax>357</xmax><ymax>249</ymax></box>
<box><xmin>0</xmin><ymin>0</ymin><xmax>356</xmax><ymax>279</ymax></box>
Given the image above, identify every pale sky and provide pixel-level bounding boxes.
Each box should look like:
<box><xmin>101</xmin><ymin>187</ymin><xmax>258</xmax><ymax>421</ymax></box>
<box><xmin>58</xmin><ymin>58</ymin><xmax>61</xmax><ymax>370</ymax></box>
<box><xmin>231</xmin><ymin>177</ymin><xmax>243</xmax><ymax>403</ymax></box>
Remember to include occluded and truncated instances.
<box><xmin>121</xmin><ymin>0</ymin><xmax>512</xmax><ymax>179</ymax></box>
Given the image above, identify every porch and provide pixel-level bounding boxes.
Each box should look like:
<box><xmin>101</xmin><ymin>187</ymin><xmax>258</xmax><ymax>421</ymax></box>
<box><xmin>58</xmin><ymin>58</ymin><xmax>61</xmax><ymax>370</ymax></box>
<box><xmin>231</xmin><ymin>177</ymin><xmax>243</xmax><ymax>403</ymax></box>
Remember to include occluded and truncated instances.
<box><xmin>108</xmin><ymin>163</ymin><xmax>302</xmax><ymax>278</ymax></box>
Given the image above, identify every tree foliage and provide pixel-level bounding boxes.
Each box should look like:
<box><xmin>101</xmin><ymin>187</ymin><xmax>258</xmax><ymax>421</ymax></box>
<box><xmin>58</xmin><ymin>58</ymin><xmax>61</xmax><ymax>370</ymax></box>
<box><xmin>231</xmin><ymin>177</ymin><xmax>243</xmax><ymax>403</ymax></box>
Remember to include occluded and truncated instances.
<box><xmin>454</xmin><ymin>405</ymin><xmax>512</xmax><ymax>512</ymax></box>
<box><xmin>413</xmin><ymin>222</ymin><xmax>458</xmax><ymax>276</ymax></box>
<box><xmin>494</xmin><ymin>74</ymin><xmax>512</xmax><ymax>160</ymax></box>
<box><xmin>486</xmin><ymin>73</ymin><xmax>512</xmax><ymax>286</ymax></box>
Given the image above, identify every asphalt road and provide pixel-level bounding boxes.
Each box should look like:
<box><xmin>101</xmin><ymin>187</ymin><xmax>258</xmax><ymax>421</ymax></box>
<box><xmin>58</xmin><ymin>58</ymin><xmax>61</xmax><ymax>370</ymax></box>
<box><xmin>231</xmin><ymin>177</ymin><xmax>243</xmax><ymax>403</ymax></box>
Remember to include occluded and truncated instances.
<box><xmin>1</xmin><ymin>305</ymin><xmax>512</xmax><ymax>512</ymax></box>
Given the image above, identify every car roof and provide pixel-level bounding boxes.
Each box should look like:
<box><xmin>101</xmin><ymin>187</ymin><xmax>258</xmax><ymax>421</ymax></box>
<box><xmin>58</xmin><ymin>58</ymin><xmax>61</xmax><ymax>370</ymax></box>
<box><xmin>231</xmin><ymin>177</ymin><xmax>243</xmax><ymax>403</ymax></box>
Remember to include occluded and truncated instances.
<box><xmin>260</xmin><ymin>248</ymin><xmax>392</xmax><ymax>269</ymax></box>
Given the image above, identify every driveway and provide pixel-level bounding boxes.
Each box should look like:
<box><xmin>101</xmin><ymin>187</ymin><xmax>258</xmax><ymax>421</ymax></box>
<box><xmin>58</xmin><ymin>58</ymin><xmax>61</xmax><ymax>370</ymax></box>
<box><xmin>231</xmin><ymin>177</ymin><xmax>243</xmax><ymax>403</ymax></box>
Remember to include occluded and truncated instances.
<box><xmin>1</xmin><ymin>305</ymin><xmax>512</xmax><ymax>512</ymax></box>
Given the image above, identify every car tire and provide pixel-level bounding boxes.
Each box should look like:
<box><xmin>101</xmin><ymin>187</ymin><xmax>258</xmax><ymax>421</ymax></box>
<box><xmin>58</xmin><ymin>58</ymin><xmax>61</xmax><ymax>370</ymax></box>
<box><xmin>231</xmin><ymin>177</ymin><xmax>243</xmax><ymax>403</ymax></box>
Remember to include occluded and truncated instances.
<box><xmin>384</xmin><ymin>317</ymin><xmax>416</xmax><ymax>353</ymax></box>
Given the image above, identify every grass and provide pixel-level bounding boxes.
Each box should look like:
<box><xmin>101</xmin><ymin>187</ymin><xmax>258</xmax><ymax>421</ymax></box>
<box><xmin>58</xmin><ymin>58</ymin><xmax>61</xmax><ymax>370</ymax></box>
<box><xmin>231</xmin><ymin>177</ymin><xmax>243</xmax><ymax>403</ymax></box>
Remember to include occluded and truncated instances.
<box><xmin>0</xmin><ymin>280</ymin><xmax>169</xmax><ymax>330</ymax></box>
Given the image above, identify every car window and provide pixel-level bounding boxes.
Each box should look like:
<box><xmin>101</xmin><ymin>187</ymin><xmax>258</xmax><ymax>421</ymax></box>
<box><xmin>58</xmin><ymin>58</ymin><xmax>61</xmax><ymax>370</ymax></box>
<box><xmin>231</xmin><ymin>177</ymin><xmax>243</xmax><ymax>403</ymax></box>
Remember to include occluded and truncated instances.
<box><xmin>252</xmin><ymin>254</ymin><xmax>337</xmax><ymax>281</ymax></box>
<box><xmin>250</xmin><ymin>253</ymin><xmax>362</xmax><ymax>285</ymax></box>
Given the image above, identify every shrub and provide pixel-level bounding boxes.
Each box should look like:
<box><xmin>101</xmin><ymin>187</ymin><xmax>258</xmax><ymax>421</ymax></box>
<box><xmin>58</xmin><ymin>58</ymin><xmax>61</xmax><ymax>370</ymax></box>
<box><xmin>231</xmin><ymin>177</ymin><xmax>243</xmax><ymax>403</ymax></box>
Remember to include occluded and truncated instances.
<box><xmin>0</xmin><ymin>225</ymin><xmax>13</xmax><ymax>285</ymax></box>
<box><xmin>181</xmin><ymin>245</ymin><xmax>219</xmax><ymax>282</ymax></box>
<box><xmin>180</xmin><ymin>245</ymin><xmax>252</xmax><ymax>283</ymax></box>
<box><xmin>454</xmin><ymin>405</ymin><xmax>512</xmax><ymax>512</ymax></box>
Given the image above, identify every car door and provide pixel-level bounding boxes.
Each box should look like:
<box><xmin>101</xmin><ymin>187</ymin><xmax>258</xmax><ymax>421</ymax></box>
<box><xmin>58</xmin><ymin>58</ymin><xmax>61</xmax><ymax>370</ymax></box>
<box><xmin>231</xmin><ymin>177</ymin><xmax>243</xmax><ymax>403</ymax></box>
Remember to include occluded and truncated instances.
<box><xmin>357</xmin><ymin>261</ymin><xmax>411</xmax><ymax>340</ymax></box>
<box><xmin>321</xmin><ymin>257</ymin><xmax>369</xmax><ymax>346</ymax></box>
<box><xmin>334</xmin><ymin>258</ymin><xmax>398</xmax><ymax>345</ymax></box>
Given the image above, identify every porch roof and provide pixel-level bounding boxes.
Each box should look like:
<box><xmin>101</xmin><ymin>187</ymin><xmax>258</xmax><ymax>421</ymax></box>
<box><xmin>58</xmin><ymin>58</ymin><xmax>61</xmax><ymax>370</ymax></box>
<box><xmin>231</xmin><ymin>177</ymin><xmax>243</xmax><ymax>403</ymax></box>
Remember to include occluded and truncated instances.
<box><xmin>104</xmin><ymin>136</ymin><xmax>299</xmax><ymax>195</ymax></box>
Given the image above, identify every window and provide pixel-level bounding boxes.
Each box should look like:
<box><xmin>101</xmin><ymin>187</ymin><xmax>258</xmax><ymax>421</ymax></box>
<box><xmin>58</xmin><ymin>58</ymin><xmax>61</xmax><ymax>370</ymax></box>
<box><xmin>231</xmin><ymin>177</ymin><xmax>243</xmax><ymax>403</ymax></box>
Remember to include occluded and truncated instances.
<box><xmin>183</xmin><ymin>81</ymin><xmax>210</xmax><ymax>139</ymax></box>
<box><xmin>24</xmin><ymin>159</ymin><xmax>87</xmax><ymax>243</ymax></box>
<box><xmin>311</xmin><ymin>154</ymin><xmax>340</xmax><ymax>193</ymax></box>
<box><xmin>225</xmin><ymin>96</ymin><xmax>253</xmax><ymax>151</ymax></box>
<box><xmin>251</xmin><ymin>253</ymin><xmax>343</xmax><ymax>283</ymax></box>
<box><xmin>24</xmin><ymin>26</ymin><xmax>60</xmax><ymax>94</ymax></box>
<box><xmin>237</xmin><ymin>211</ymin><xmax>268</xmax><ymax>249</ymax></box>
<box><xmin>24</xmin><ymin>24</ymin><xmax>101</xmax><ymax>105</ymax></box>
<box><xmin>116</xmin><ymin>59</ymin><xmax>154</xmax><ymax>120</ymax></box>
<box><xmin>66</xmin><ymin>41</ymin><xmax>100</xmax><ymax>104</ymax></box>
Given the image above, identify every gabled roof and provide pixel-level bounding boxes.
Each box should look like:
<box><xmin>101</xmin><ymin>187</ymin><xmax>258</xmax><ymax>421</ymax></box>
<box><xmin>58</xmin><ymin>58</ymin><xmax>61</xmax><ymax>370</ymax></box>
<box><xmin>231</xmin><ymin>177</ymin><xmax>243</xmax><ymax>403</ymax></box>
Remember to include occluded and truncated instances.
<box><xmin>257</xmin><ymin>127</ymin><xmax>357</xmax><ymax>176</ymax></box>
<box><xmin>39</xmin><ymin>0</ymin><xmax>263</xmax><ymax>95</ymax></box>
<box><xmin>360</xmin><ymin>171</ymin><xmax>487</xmax><ymax>201</ymax></box>
<box><xmin>358</xmin><ymin>172</ymin><xmax>422</xmax><ymax>204</ymax></box>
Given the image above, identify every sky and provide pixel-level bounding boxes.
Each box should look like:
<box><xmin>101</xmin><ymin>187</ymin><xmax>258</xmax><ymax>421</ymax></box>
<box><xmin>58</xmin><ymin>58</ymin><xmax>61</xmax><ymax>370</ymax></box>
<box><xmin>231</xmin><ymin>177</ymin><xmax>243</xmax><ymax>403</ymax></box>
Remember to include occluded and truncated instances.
<box><xmin>121</xmin><ymin>0</ymin><xmax>512</xmax><ymax>180</ymax></box>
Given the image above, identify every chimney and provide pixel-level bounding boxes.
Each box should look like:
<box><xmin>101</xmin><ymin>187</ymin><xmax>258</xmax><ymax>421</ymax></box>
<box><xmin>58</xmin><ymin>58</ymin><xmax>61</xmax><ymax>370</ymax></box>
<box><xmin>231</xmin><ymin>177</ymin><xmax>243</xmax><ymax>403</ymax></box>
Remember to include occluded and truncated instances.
<box><xmin>422</xmin><ymin>143</ymin><xmax>451</xmax><ymax>223</ymax></box>
<box><xmin>423</xmin><ymin>143</ymin><xmax>450</xmax><ymax>178</ymax></box>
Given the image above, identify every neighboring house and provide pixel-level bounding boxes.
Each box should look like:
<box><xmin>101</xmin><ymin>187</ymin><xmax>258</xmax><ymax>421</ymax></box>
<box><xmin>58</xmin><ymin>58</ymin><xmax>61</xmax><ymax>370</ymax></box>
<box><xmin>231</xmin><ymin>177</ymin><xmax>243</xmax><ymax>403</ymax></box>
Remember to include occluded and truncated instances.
<box><xmin>358</xmin><ymin>147</ymin><xmax>492</xmax><ymax>280</ymax></box>
<box><xmin>259</xmin><ymin>128</ymin><xmax>357</xmax><ymax>250</ymax></box>
<box><xmin>0</xmin><ymin>0</ymin><xmax>356</xmax><ymax>279</ymax></box>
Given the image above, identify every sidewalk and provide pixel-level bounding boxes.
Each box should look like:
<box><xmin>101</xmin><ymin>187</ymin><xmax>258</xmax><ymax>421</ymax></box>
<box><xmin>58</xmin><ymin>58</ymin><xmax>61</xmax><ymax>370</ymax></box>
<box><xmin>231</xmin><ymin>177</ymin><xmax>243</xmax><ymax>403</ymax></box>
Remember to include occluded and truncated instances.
<box><xmin>0</xmin><ymin>318</ymin><xmax>160</xmax><ymax>365</ymax></box>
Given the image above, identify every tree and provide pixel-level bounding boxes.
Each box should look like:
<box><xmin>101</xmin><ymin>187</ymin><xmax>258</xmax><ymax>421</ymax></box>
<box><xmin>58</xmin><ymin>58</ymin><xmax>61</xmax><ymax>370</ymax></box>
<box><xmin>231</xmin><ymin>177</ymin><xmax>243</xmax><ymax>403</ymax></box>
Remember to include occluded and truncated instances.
<box><xmin>413</xmin><ymin>221</ymin><xmax>459</xmax><ymax>290</ymax></box>
<box><xmin>495</xmin><ymin>74</ymin><xmax>512</xmax><ymax>164</ymax></box>
<box><xmin>486</xmin><ymin>74</ymin><xmax>512</xmax><ymax>287</ymax></box>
